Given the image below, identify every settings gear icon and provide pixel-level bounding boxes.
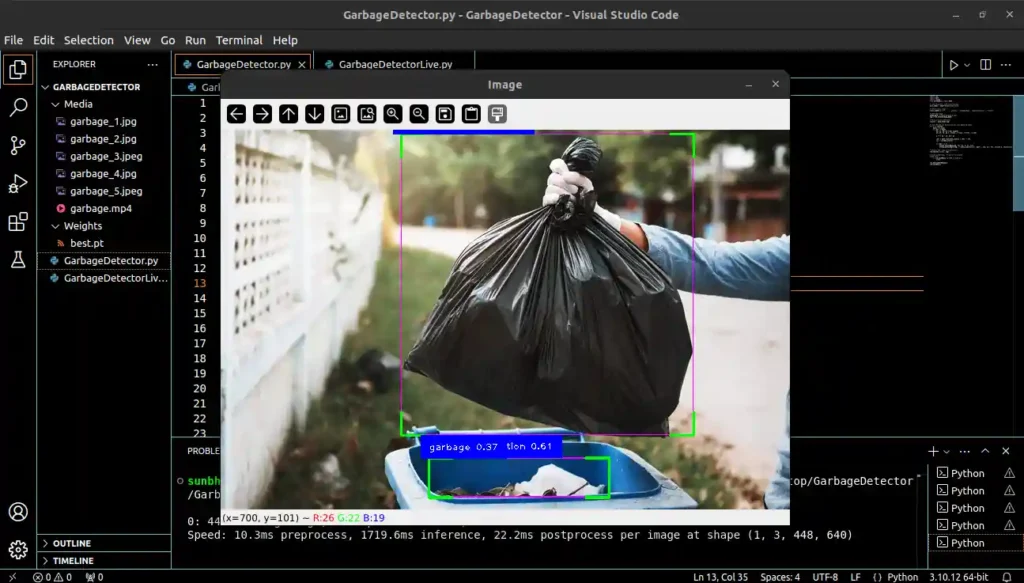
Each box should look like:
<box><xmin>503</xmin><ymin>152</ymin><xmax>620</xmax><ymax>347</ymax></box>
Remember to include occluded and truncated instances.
<box><xmin>9</xmin><ymin>539</ymin><xmax>28</xmax><ymax>560</ymax></box>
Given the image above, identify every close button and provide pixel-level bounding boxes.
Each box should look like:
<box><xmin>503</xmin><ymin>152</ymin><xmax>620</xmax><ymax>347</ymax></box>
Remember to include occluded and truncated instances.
<box><xmin>772</xmin><ymin>80</ymin><xmax>780</xmax><ymax>88</ymax></box>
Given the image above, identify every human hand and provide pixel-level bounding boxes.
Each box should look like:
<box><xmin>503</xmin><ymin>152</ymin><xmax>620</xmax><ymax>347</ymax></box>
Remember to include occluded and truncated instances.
<box><xmin>542</xmin><ymin>158</ymin><xmax>622</xmax><ymax>231</ymax></box>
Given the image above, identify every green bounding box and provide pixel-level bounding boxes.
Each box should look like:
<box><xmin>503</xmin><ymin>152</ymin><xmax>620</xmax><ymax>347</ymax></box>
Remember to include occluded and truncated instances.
<box><xmin>669</xmin><ymin>414</ymin><xmax>696</xmax><ymax>439</ymax></box>
<box><xmin>666</xmin><ymin>131</ymin><xmax>697</xmax><ymax>438</ymax></box>
<box><xmin>399</xmin><ymin>411</ymin><xmax>419</xmax><ymax>439</ymax></box>
<box><xmin>668</xmin><ymin>131</ymin><xmax>698</xmax><ymax>157</ymax></box>
<box><xmin>426</xmin><ymin>459</ymin><xmax>454</xmax><ymax>500</ymax></box>
<box><xmin>426</xmin><ymin>456</ymin><xmax>612</xmax><ymax>501</ymax></box>
<box><xmin>583</xmin><ymin>456</ymin><xmax>612</xmax><ymax>500</ymax></box>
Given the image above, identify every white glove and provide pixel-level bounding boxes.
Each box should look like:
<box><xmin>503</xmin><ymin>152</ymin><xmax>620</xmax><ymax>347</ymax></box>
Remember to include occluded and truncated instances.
<box><xmin>542</xmin><ymin>159</ymin><xmax>622</xmax><ymax>231</ymax></box>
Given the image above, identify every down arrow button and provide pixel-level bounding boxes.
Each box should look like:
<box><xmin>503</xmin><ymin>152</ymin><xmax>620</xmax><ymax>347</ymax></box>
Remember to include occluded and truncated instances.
<box><xmin>305</xmin><ymin>104</ymin><xmax>324</xmax><ymax>124</ymax></box>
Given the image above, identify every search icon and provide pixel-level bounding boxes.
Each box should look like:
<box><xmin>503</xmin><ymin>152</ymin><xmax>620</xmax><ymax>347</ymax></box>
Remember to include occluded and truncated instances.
<box><xmin>8</xmin><ymin>502</ymin><xmax>28</xmax><ymax>522</ymax></box>
<box><xmin>9</xmin><ymin>98</ymin><xmax>28</xmax><ymax>118</ymax></box>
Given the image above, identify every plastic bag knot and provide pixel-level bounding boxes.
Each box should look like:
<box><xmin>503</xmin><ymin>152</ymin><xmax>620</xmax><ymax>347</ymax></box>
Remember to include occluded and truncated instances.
<box><xmin>550</xmin><ymin>137</ymin><xmax>602</xmax><ymax>229</ymax></box>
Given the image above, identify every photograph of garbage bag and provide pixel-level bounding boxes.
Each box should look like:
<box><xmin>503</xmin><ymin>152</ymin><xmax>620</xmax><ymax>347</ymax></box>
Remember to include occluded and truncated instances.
<box><xmin>236</xmin><ymin>128</ymin><xmax>790</xmax><ymax>511</ymax></box>
<box><xmin>404</xmin><ymin>138</ymin><xmax>691</xmax><ymax>435</ymax></box>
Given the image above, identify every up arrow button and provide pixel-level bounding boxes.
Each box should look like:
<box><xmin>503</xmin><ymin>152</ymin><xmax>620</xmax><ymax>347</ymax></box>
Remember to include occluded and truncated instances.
<box><xmin>279</xmin><ymin>104</ymin><xmax>298</xmax><ymax>124</ymax></box>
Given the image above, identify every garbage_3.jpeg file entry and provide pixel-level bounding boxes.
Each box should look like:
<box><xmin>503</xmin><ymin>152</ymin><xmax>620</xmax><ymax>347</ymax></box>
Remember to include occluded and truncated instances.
<box><xmin>219</xmin><ymin>126</ymin><xmax>790</xmax><ymax>516</ymax></box>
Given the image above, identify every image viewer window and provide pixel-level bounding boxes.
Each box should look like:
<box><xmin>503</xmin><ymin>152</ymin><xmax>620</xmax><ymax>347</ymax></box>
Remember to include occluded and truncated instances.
<box><xmin>218</xmin><ymin>70</ymin><xmax>791</xmax><ymax>525</ymax></box>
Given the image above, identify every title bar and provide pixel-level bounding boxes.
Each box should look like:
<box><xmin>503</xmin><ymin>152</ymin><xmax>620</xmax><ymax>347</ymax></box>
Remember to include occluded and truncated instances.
<box><xmin>1</xmin><ymin>2</ymin><xmax>1023</xmax><ymax>34</ymax></box>
<box><xmin>221</xmin><ymin>70</ymin><xmax>790</xmax><ymax>99</ymax></box>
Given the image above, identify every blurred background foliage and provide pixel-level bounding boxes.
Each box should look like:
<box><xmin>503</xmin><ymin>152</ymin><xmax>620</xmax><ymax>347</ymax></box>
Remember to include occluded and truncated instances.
<box><xmin>393</xmin><ymin>131</ymin><xmax>788</xmax><ymax>227</ymax></box>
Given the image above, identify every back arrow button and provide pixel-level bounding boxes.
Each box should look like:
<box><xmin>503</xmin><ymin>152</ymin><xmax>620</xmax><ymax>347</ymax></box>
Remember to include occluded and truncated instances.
<box><xmin>226</xmin><ymin>104</ymin><xmax>246</xmax><ymax>124</ymax></box>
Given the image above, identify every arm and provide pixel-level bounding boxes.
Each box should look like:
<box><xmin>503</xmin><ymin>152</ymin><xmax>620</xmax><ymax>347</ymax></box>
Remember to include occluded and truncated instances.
<box><xmin>621</xmin><ymin>220</ymin><xmax>790</xmax><ymax>302</ymax></box>
<box><xmin>764</xmin><ymin>390</ymin><xmax>791</xmax><ymax>509</ymax></box>
<box><xmin>543</xmin><ymin>162</ymin><xmax>789</xmax><ymax>302</ymax></box>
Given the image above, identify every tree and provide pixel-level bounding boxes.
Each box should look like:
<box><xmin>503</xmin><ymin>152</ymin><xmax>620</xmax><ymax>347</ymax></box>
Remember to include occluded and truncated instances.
<box><xmin>702</xmin><ymin>130</ymin><xmax>789</xmax><ymax>170</ymax></box>
<box><xmin>304</xmin><ymin>130</ymin><xmax>360</xmax><ymax>161</ymax></box>
<box><xmin>402</xmin><ymin>135</ymin><xmax>566</xmax><ymax>226</ymax></box>
<box><xmin>396</xmin><ymin>132</ymin><xmax>790</xmax><ymax>226</ymax></box>
<box><xmin>596</xmin><ymin>134</ymin><xmax>701</xmax><ymax>201</ymax></box>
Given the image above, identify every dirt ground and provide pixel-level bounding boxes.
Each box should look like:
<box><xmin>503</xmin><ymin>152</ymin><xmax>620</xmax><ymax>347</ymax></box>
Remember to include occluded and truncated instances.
<box><xmin>399</xmin><ymin>226</ymin><xmax>790</xmax><ymax>488</ymax></box>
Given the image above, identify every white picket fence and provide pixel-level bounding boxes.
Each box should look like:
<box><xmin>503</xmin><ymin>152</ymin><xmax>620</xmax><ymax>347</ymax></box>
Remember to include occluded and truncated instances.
<box><xmin>220</xmin><ymin>130</ymin><xmax>384</xmax><ymax>509</ymax></box>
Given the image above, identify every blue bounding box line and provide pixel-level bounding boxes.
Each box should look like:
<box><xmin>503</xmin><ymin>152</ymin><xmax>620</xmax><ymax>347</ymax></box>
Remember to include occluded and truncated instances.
<box><xmin>1015</xmin><ymin>97</ymin><xmax>1024</xmax><ymax>212</ymax></box>
<box><xmin>393</xmin><ymin>129</ymin><xmax>535</xmax><ymax>135</ymax></box>
<box><xmin>419</xmin><ymin>434</ymin><xmax>563</xmax><ymax>459</ymax></box>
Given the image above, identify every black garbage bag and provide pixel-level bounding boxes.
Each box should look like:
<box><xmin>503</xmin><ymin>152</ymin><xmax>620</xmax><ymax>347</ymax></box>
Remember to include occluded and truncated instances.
<box><xmin>404</xmin><ymin>137</ymin><xmax>692</xmax><ymax>434</ymax></box>
<box><xmin>355</xmin><ymin>348</ymin><xmax>406</xmax><ymax>394</ymax></box>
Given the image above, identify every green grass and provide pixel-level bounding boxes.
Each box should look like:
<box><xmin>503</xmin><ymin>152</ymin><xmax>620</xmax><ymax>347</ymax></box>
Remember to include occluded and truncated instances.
<box><xmin>263</xmin><ymin>247</ymin><xmax>744</xmax><ymax>510</ymax></box>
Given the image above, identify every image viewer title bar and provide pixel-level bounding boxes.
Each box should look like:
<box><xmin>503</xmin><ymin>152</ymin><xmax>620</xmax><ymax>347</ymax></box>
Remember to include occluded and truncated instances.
<box><xmin>221</xmin><ymin>70</ymin><xmax>790</xmax><ymax>99</ymax></box>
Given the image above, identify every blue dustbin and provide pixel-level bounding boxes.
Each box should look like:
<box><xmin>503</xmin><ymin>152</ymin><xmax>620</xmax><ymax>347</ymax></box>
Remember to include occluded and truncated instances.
<box><xmin>384</xmin><ymin>427</ymin><xmax>698</xmax><ymax>509</ymax></box>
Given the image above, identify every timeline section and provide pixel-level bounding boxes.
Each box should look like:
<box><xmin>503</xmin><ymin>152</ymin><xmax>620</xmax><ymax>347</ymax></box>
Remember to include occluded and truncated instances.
<box><xmin>35</xmin><ymin>52</ymin><xmax>172</xmax><ymax>535</ymax></box>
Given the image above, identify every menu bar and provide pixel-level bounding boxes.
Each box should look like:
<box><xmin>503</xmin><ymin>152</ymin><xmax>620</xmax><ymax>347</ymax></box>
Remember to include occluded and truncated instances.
<box><xmin>3</xmin><ymin>2</ymin><xmax>1024</xmax><ymax>36</ymax></box>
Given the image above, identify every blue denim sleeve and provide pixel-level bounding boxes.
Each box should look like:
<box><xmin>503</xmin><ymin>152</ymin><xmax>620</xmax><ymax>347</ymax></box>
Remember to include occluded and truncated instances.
<box><xmin>638</xmin><ymin>224</ymin><xmax>790</xmax><ymax>302</ymax></box>
<box><xmin>764</xmin><ymin>390</ymin><xmax>791</xmax><ymax>509</ymax></box>
<box><xmin>639</xmin><ymin>224</ymin><xmax>791</xmax><ymax>508</ymax></box>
